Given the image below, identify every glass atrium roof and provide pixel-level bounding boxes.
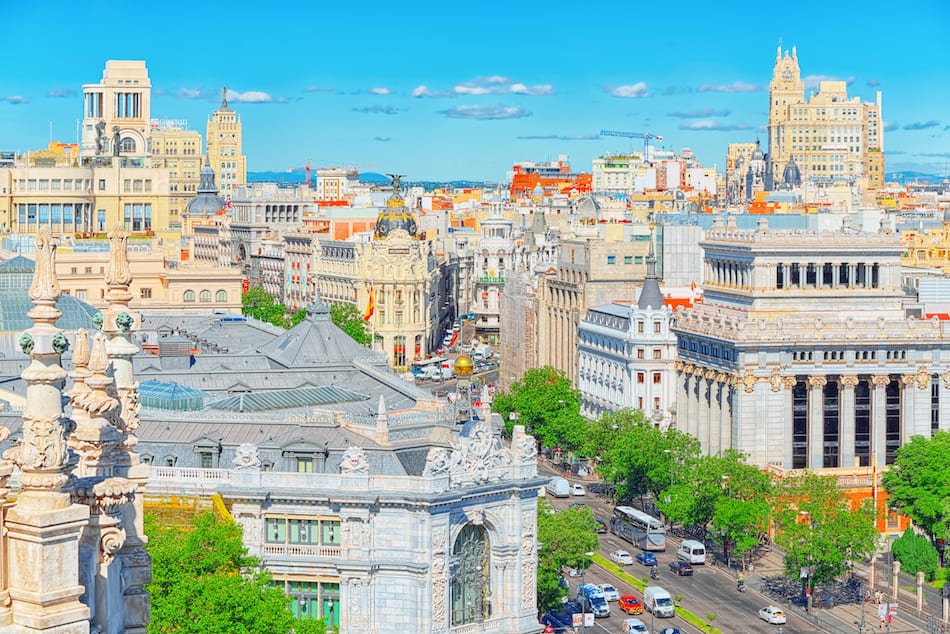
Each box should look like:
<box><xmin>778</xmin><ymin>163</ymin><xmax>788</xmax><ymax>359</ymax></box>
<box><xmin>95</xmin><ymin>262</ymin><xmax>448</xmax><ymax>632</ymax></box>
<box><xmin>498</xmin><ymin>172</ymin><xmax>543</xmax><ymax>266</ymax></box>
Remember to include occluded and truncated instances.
<box><xmin>139</xmin><ymin>380</ymin><xmax>209</xmax><ymax>411</ymax></box>
<box><xmin>207</xmin><ymin>385</ymin><xmax>368</xmax><ymax>412</ymax></box>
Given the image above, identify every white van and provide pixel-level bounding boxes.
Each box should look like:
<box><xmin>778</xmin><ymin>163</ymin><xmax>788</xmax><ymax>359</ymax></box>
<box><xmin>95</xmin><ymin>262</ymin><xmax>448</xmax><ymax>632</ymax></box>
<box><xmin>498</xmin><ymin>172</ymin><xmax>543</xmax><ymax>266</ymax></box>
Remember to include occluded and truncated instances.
<box><xmin>545</xmin><ymin>477</ymin><xmax>570</xmax><ymax>498</ymax></box>
<box><xmin>643</xmin><ymin>586</ymin><xmax>675</xmax><ymax>618</ymax></box>
<box><xmin>677</xmin><ymin>539</ymin><xmax>706</xmax><ymax>564</ymax></box>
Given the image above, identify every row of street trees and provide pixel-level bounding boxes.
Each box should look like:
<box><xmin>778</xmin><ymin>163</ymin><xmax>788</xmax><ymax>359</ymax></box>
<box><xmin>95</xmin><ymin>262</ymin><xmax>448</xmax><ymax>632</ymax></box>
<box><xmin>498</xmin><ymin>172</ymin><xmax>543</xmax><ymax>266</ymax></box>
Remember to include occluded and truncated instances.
<box><xmin>496</xmin><ymin>366</ymin><xmax>880</xmax><ymax>599</ymax></box>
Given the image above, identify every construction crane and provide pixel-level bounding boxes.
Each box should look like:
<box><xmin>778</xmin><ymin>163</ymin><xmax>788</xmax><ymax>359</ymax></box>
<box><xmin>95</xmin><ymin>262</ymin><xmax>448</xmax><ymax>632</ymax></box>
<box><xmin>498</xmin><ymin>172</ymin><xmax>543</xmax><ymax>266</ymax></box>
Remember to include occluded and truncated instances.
<box><xmin>600</xmin><ymin>130</ymin><xmax>663</xmax><ymax>160</ymax></box>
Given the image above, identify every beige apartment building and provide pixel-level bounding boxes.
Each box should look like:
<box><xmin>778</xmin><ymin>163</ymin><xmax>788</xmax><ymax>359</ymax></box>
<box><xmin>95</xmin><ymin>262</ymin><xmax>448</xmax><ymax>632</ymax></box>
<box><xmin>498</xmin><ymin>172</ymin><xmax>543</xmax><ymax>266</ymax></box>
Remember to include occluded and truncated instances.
<box><xmin>81</xmin><ymin>60</ymin><xmax>152</xmax><ymax>162</ymax></box>
<box><xmin>54</xmin><ymin>240</ymin><xmax>243</xmax><ymax>312</ymax></box>
<box><xmin>206</xmin><ymin>89</ymin><xmax>247</xmax><ymax>192</ymax></box>
<box><xmin>150</xmin><ymin>124</ymin><xmax>203</xmax><ymax>228</ymax></box>
<box><xmin>537</xmin><ymin>230</ymin><xmax>651</xmax><ymax>383</ymax></box>
<box><xmin>767</xmin><ymin>46</ymin><xmax>884</xmax><ymax>188</ymax></box>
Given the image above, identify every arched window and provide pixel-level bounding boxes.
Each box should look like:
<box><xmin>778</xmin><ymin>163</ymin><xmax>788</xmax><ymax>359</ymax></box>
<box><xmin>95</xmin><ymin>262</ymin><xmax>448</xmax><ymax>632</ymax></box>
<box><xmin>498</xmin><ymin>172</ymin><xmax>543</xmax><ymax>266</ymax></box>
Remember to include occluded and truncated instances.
<box><xmin>199</xmin><ymin>290</ymin><xmax>211</xmax><ymax>302</ymax></box>
<box><xmin>120</xmin><ymin>137</ymin><xmax>136</xmax><ymax>154</ymax></box>
<box><xmin>215</xmin><ymin>289</ymin><xmax>227</xmax><ymax>302</ymax></box>
<box><xmin>183</xmin><ymin>290</ymin><xmax>195</xmax><ymax>302</ymax></box>
<box><xmin>451</xmin><ymin>524</ymin><xmax>490</xmax><ymax>626</ymax></box>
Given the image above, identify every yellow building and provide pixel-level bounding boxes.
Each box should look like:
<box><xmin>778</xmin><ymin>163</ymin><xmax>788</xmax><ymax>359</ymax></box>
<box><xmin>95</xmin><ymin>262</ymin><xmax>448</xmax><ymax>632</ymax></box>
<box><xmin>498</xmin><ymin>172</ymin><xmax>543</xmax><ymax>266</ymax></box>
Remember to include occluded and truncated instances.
<box><xmin>206</xmin><ymin>89</ymin><xmax>247</xmax><ymax>192</ymax></box>
<box><xmin>767</xmin><ymin>46</ymin><xmax>884</xmax><ymax>189</ymax></box>
<box><xmin>0</xmin><ymin>164</ymin><xmax>176</xmax><ymax>244</ymax></box>
<box><xmin>149</xmin><ymin>124</ymin><xmax>203</xmax><ymax>229</ymax></box>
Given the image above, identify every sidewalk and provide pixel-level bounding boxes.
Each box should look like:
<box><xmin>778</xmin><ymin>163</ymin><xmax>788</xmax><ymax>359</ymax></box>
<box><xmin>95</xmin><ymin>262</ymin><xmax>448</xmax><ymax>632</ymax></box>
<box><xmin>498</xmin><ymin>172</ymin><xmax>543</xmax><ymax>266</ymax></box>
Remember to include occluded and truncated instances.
<box><xmin>735</xmin><ymin>543</ymin><xmax>943</xmax><ymax>633</ymax></box>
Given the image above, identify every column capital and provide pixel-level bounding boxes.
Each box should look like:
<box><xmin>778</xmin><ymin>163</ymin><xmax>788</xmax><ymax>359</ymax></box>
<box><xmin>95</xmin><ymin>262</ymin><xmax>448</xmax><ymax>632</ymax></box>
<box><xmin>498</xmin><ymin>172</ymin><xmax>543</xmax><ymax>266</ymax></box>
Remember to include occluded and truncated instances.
<box><xmin>782</xmin><ymin>375</ymin><xmax>797</xmax><ymax>390</ymax></box>
<box><xmin>715</xmin><ymin>372</ymin><xmax>729</xmax><ymax>385</ymax></box>
<box><xmin>674</xmin><ymin>360</ymin><xmax>684</xmax><ymax>372</ymax></box>
<box><xmin>871</xmin><ymin>374</ymin><xmax>891</xmax><ymax>388</ymax></box>
<box><xmin>807</xmin><ymin>375</ymin><xmax>827</xmax><ymax>389</ymax></box>
<box><xmin>703</xmin><ymin>368</ymin><xmax>717</xmax><ymax>381</ymax></box>
<box><xmin>840</xmin><ymin>375</ymin><xmax>860</xmax><ymax>389</ymax></box>
<box><xmin>740</xmin><ymin>369</ymin><xmax>757</xmax><ymax>393</ymax></box>
<box><xmin>913</xmin><ymin>366</ymin><xmax>931</xmax><ymax>390</ymax></box>
<box><xmin>942</xmin><ymin>371</ymin><xmax>950</xmax><ymax>390</ymax></box>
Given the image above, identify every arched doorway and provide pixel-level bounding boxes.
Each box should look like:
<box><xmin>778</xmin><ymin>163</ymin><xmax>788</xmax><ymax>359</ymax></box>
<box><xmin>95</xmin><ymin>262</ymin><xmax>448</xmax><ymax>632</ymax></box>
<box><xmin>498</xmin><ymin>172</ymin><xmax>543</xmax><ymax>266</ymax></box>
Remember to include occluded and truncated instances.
<box><xmin>450</xmin><ymin>524</ymin><xmax>490</xmax><ymax>626</ymax></box>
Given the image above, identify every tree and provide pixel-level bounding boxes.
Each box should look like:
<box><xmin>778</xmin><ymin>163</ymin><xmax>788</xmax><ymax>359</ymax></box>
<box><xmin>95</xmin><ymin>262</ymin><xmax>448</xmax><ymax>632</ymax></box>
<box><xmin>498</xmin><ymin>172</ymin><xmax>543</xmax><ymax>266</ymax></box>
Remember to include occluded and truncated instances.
<box><xmin>492</xmin><ymin>367</ymin><xmax>586</xmax><ymax>450</ymax></box>
<box><xmin>536</xmin><ymin>500</ymin><xmax>600</xmax><ymax>612</ymax></box>
<box><xmin>882</xmin><ymin>431</ymin><xmax>950</xmax><ymax>544</ymax></box>
<box><xmin>329</xmin><ymin>302</ymin><xmax>371</xmax><ymax>345</ymax></box>
<box><xmin>891</xmin><ymin>527</ymin><xmax>940</xmax><ymax>580</ymax></box>
<box><xmin>146</xmin><ymin>512</ymin><xmax>328</xmax><ymax>634</ymax></box>
<box><xmin>708</xmin><ymin>452</ymin><xmax>773</xmax><ymax>567</ymax></box>
<box><xmin>773</xmin><ymin>472</ymin><xmax>878</xmax><ymax>595</ymax></box>
<box><xmin>241</xmin><ymin>286</ymin><xmax>291</xmax><ymax>329</ymax></box>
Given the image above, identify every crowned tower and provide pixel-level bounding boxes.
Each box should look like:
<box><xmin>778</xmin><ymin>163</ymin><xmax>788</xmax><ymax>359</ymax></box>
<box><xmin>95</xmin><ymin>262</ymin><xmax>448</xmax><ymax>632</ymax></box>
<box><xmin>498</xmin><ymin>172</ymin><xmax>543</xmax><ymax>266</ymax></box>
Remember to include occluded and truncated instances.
<box><xmin>767</xmin><ymin>45</ymin><xmax>804</xmax><ymax>181</ymax></box>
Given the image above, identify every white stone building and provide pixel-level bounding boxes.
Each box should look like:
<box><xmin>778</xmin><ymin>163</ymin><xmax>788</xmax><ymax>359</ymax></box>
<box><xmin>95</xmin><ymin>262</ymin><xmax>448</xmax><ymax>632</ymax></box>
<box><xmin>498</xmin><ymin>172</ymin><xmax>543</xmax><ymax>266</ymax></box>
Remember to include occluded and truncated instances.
<box><xmin>673</xmin><ymin>216</ymin><xmax>950</xmax><ymax>470</ymax></box>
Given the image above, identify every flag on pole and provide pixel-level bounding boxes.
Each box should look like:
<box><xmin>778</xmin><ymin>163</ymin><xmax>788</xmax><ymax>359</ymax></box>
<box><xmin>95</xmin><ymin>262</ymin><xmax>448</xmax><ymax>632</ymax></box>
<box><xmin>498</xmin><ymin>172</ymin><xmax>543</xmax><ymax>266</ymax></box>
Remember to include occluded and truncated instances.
<box><xmin>364</xmin><ymin>286</ymin><xmax>375</xmax><ymax>321</ymax></box>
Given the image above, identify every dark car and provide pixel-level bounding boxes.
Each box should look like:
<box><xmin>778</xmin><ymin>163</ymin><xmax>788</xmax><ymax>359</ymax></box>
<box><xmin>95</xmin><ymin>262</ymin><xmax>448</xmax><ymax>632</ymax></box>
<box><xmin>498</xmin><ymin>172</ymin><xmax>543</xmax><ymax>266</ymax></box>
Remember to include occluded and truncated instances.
<box><xmin>635</xmin><ymin>552</ymin><xmax>657</xmax><ymax>566</ymax></box>
<box><xmin>594</xmin><ymin>518</ymin><xmax>608</xmax><ymax>533</ymax></box>
<box><xmin>668</xmin><ymin>560</ymin><xmax>694</xmax><ymax>576</ymax></box>
<box><xmin>541</xmin><ymin>600</ymin><xmax>582</xmax><ymax>633</ymax></box>
<box><xmin>658</xmin><ymin>628</ymin><xmax>682</xmax><ymax>634</ymax></box>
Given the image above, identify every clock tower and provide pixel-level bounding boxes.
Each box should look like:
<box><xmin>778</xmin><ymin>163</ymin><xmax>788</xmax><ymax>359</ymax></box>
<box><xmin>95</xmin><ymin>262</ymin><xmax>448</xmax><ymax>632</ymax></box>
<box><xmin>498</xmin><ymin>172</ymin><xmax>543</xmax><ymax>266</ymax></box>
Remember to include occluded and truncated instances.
<box><xmin>767</xmin><ymin>45</ymin><xmax>804</xmax><ymax>180</ymax></box>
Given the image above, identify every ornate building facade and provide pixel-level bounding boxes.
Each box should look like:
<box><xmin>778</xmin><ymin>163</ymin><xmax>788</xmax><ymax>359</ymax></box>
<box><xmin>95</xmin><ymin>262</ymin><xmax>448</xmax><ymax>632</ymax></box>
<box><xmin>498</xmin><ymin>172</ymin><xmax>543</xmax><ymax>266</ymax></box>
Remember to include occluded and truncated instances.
<box><xmin>205</xmin><ymin>89</ymin><xmax>247</xmax><ymax>192</ymax></box>
<box><xmin>672</xmin><ymin>216</ymin><xmax>950</xmax><ymax>470</ymax></box>
<box><xmin>767</xmin><ymin>46</ymin><xmax>884</xmax><ymax>189</ymax></box>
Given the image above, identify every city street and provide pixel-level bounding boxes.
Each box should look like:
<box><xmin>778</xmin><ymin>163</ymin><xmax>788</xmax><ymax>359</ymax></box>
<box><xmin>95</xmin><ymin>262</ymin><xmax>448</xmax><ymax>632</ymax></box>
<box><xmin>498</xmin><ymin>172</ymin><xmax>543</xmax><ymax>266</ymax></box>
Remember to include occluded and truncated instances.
<box><xmin>542</xmin><ymin>463</ymin><xmax>825</xmax><ymax>634</ymax></box>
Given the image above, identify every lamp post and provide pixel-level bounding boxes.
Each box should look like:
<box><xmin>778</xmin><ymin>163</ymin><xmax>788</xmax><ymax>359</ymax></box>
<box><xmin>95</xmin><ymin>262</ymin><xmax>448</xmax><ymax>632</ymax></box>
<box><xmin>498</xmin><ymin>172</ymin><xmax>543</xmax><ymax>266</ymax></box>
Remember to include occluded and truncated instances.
<box><xmin>799</xmin><ymin>511</ymin><xmax>815</xmax><ymax>613</ymax></box>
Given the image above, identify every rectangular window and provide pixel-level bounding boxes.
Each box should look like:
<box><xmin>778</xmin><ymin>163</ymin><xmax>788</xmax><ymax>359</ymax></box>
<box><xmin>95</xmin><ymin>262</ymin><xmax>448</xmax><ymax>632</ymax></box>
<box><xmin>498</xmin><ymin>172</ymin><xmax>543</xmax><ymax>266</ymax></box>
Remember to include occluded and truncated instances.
<box><xmin>140</xmin><ymin>288</ymin><xmax>152</xmax><ymax>299</ymax></box>
<box><xmin>199</xmin><ymin>452</ymin><xmax>214</xmax><ymax>469</ymax></box>
<box><xmin>624</xmin><ymin>256</ymin><xmax>633</xmax><ymax>264</ymax></box>
<box><xmin>654</xmin><ymin>322</ymin><xmax>661</xmax><ymax>333</ymax></box>
<box><xmin>98</xmin><ymin>179</ymin><xmax>106</xmax><ymax>191</ymax></box>
<box><xmin>637</xmin><ymin>372</ymin><xmax>645</xmax><ymax>384</ymax></box>
<box><xmin>76</xmin><ymin>289</ymin><xmax>87</xmax><ymax>299</ymax></box>
<box><xmin>636</xmin><ymin>349</ymin><xmax>645</xmax><ymax>360</ymax></box>
<box><xmin>606</xmin><ymin>255</ymin><xmax>616</xmax><ymax>264</ymax></box>
<box><xmin>296</xmin><ymin>456</ymin><xmax>313</xmax><ymax>473</ymax></box>
<box><xmin>653</xmin><ymin>372</ymin><xmax>661</xmax><ymax>384</ymax></box>
<box><xmin>653</xmin><ymin>349</ymin><xmax>662</xmax><ymax>359</ymax></box>
<box><xmin>637</xmin><ymin>321</ymin><xmax>644</xmax><ymax>334</ymax></box>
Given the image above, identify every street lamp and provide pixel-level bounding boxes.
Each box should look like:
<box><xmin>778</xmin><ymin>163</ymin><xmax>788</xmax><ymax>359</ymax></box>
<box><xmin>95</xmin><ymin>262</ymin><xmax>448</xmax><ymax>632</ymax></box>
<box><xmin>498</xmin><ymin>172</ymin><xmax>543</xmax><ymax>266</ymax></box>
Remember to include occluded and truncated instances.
<box><xmin>799</xmin><ymin>511</ymin><xmax>815</xmax><ymax>613</ymax></box>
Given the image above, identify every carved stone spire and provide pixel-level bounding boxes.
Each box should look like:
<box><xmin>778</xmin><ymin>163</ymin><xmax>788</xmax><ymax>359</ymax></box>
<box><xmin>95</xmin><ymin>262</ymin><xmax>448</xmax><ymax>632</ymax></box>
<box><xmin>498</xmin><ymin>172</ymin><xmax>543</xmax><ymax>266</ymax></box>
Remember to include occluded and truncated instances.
<box><xmin>69</xmin><ymin>332</ymin><xmax>123</xmax><ymax>478</ymax></box>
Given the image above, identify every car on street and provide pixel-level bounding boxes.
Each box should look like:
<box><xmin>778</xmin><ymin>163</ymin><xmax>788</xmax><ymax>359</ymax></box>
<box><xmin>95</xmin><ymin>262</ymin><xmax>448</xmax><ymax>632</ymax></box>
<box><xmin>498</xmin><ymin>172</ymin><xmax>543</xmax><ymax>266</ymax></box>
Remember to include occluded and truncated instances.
<box><xmin>618</xmin><ymin>594</ymin><xmax>644</xmax><ymax>615</ymax></box>
<box><xmin>571</xmin><ymin>483</ymin><xmax>585</xmax><ymax>496</ymax></box>
<box><xmin>658</xmin><ymin>628</ymin><xmax>682</xmax><ymax>634</ymax></box>
<box><xmin>594</xmin><ymin>518</ymin><xmax>608</xmax><ymax>533</ymax></box>
<box><xmin>609</xmin><ymin>549</ymin><xmax>633</xmax><ymax>565</ymax></box>
<box><xmin>597</xmin><ymin>584</ymin><xmax>620</xmax><ymax>602</ymax></box>
<box><xmin>541</xmin><ymin>599</ymin><xmax>582</xmax><ymax>633</ymax></box>
<box><xmin>758</xmin><ymin>606</ymin><xmax>787</xmax><ymax>624</ymax></box>
<box><xmin>635</xmin><ymin>552</ymin><xmax>657</xmax><ymax>566</ymax></box>
<box><xmin>668</xmin><ymin>561</ymin><xmax>694</xmax><ymax>576</ymax></box>
<box><xmin>621</xmin><ymin>617</ymin><xmax>649</xmax><ymax>633</ymax></box>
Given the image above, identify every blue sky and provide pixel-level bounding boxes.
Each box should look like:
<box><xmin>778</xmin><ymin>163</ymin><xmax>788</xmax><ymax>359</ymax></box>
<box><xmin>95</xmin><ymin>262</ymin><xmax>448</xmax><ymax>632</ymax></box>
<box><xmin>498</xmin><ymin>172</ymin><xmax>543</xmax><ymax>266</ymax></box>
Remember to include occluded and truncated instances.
<box><xmin>3</xmin><ymin>0</ymin><xmax>950</xmax><ymax>182</ymax></box>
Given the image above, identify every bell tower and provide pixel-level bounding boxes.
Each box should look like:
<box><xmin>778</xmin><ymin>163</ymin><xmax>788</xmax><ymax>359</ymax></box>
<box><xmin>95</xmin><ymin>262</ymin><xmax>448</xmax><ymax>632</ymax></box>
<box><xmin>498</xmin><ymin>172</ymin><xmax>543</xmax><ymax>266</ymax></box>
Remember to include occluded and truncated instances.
<box><xmin>767</xmin><ymin>45</ymin><xmax>804</xmax><ymax>179</ymax></box>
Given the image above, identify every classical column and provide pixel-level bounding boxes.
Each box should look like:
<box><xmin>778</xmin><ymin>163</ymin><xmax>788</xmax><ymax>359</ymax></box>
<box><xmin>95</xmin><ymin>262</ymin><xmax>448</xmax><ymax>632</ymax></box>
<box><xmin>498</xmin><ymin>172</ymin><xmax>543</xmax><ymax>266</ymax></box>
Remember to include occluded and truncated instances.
<box><xmin>718</xmin><ymin>373</ymin><xmax>732</xmax><ymax>451</ymax></box>
<box><xmin>707</xmin><ymin>371</ymin><xmax>721</xmax><ymax>455</ymax></box>
<box><xmin>783</xmin><ymin>376</ymin><xmax>797</xmax><ymax>468</ymax></box>
<box><xmin>900</xmin><ymin>374</ymin><xmax>917</xmax><ymax>445</ymax></box>
<box><xmin>840</xmin><ymin>375</ymin><xmax>859</xmax><ymax>468</ymax></box>
<box><xmin>698</xmin><ymin>370</ymin><xmax>711</xmax><ymax>454</ymax></box>
<box><xmin>941</xmin><ymin>372</ymin><xmax>950</xmax><ymax>432</ymax></box>
<box><xmin>683</xmin><ymin>365</ymin><xmax>697</xmax><ymax>438</ymax></box>
<box><xmin>807</xmin><ymin>376</ymin><xmax>827</xmax><ymax>469</ymax></box>
<box><xmin>871</xmin><ymin>375</ymin><xmax>890</xmax><ymax>468</ymax></box>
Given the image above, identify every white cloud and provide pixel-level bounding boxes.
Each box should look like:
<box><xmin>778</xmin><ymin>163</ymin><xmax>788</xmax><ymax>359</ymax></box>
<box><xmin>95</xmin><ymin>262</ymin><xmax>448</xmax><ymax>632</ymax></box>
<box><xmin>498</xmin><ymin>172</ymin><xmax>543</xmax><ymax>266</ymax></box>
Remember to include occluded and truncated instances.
<box><xmin>510</xmin><ymin>83</ymin><xmax>555</xmax><ymax>96</ymax></box>
<box><xmin>227</xmin><ymin>89</ymin><xmax>279</xmax><ymax>103</ymax></box>
<box><xmin>610</xmin><ymin>83</ymin><xmax>650</xmax><ymax>98</ymax></box>
<box><xmin>697</xmin><ymin>81</ymin><xmax>764</xmax><ymax>93</ymax></box>
<box><xmin>678</xmin><ymin>120</ymin><xmax>752</xmax><ymax>131</ymax></box>
<box><xmin>1</xmin><ymin>96</ymin><xmax>28</xmax><ymax>105</ymax></box>
<box><xmin>440</xmin><ymin>104</ymin><xmax>531</xmax><ymax>120</ymax></box>
<box><xmin>370</xmin><ymin>87</ymin><xmax>390</xmax><ymax>95</ymax></box>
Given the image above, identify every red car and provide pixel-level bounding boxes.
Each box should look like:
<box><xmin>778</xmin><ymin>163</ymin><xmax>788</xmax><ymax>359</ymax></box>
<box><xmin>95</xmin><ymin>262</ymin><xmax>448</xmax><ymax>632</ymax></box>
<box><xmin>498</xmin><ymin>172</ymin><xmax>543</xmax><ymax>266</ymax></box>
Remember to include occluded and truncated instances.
<box><xmin>618</xmin><ymin>594</ymin><xmax>644</xmax><ymax>615</ymax></box>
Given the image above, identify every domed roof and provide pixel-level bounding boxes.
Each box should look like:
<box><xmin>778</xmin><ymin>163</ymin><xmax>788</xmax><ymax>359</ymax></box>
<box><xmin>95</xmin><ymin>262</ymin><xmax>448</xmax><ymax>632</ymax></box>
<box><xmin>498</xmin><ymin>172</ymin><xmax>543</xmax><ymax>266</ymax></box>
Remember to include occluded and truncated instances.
<box><xmin>752</xmin><ymin>140</ymin><xmax>764</xmax><ymax>161</ymax></box>
<box><xmin>782</xmin><ymin>157</ymin><xmax>802</xmax><ymax>187</ymax></box>
<box><xmin>374</xmin><ymin>190</ymin><xmax>417</xmax><ymax>240</ymax></box>
<box><xmin>453</xmin><ymin>354</ymin><xmax>474</xmax><ymax>377</ymax></box>
<box><xmin>186</xmin><ymin>156</ymin><xmax>226</xmax><ymax>217</ymax></box>
<box><xmin>532</xmin><ymin>182</ymin><xmax>545</xmax><ymax>197</ymax></box>
<box><xmin>575</xmin><ymin>196</ymin><xmax>600</xmax><ymax>216</ymax></box>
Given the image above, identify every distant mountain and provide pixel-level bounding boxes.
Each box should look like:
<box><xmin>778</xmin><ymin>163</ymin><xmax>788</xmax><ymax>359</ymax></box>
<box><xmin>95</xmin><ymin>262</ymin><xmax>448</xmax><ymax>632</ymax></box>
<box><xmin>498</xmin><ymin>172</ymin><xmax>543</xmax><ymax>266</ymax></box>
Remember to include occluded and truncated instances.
<box><xmin>888</xmin><ymin>170</ymin><xmax>945</xmax><ymax>183</ymax></box>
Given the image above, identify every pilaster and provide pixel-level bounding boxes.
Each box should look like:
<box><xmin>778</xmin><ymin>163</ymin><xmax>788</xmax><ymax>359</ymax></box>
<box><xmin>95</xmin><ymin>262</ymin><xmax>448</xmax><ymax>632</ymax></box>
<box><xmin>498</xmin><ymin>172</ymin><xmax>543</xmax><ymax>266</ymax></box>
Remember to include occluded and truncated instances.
<box><xmin>839</xmin><ymin>375</ymin><xmax>859</xmax><ymax>468</ymax></box>
<box><xmin>807</xmin><ymin>375</ymin><xmax>827</xmax><ymax>469</ymax></box>
<box><xmin>871</xmin><ymin>375</ymin><xmax>890</xmax><ymax>468</ymax></box>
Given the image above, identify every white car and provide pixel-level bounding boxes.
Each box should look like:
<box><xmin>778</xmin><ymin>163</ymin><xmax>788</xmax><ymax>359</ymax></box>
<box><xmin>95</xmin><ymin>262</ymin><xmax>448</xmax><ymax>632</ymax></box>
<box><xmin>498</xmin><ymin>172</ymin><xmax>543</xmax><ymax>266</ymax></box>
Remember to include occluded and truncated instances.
<box><xmin>758</xmin><ymin>606</ymin><xmax>787</xmax><ymax>624</ymax></box>
<box><xmin>571</xmin><ymin>483</ymin><xmax>585</xmax><ymax>496</ymax></box>
<box><xmin>622</xmin><ymin>617</ymin><xmax>649</xmax><ymax>633</ymax></box>
<box><xmin>609</xmin><ymin>549</ymin><xmax>634</xmax><ymax>565</ymax></box>
<box><xmin>598</xmin><ymin>583</ymin><xmax>620</xmax><ymax>602</ymax></box>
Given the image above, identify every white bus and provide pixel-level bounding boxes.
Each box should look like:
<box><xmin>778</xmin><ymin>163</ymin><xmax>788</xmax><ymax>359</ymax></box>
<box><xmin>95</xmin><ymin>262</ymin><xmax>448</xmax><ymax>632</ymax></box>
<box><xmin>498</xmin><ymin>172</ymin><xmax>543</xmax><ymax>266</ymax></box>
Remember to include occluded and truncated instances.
<box><xmin>610</xmin><ymin>506</ymin><xmax>666</xmax><ymax>551</ymax></box>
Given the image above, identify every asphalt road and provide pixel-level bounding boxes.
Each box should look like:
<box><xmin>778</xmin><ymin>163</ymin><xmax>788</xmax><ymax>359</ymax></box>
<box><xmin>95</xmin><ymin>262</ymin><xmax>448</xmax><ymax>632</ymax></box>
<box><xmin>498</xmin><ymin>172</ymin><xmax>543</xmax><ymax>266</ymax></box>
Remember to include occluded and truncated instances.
<box><xmin>542</xmin><ymin>465</ymin><xmax>825</xmax><ymax>634</ymax></box>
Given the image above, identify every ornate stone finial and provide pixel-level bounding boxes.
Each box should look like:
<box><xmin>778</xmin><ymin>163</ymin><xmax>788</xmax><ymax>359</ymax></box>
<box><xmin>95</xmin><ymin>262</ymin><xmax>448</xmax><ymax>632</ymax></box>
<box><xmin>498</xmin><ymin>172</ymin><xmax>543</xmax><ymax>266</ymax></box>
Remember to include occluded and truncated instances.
<box><xmin>106</xmin><ymin>225</ymin><xmax>133</xmax><ymax>288</ymax></box>
<box><xmin>73</xmin><ymin>329</ymin><xmax>90</xmax><ymax>368</ymax></box>
<box><xmin>29</xmin><ymin>226</ymin><xmax>61</xmax><ymax>307</ymax></box>
<box><xmin>339</xmin><ymin>446</ymin><xmax>370</xmax><ymax>475</ymax></box>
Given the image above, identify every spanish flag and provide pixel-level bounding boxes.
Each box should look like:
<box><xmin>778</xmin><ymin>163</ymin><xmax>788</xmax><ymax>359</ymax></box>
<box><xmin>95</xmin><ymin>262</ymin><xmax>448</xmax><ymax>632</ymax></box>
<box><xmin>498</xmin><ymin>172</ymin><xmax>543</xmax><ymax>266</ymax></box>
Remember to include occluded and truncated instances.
<box><xmin>364</xmin><ymin>286</ymin><xmax>375</xmax><ymax>321</ymax></box>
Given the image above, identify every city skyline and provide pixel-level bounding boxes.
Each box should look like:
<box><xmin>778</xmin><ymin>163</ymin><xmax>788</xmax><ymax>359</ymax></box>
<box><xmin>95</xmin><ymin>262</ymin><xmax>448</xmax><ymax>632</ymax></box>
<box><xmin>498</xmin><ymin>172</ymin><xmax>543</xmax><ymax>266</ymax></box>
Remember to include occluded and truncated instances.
<box><xmin>3</xmin><ymin>0</ymin><xmax>949</xmax><ymax>182</ymax></box>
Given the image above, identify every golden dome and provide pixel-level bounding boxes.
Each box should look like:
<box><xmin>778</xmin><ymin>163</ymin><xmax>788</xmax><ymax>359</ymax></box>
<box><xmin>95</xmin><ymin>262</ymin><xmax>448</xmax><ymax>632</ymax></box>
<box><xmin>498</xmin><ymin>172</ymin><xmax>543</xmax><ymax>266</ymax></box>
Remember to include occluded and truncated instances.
<box><xmin>453</xmin><ymin>354</ymin><xmax>475</xmax><ymax>377</ymax></box>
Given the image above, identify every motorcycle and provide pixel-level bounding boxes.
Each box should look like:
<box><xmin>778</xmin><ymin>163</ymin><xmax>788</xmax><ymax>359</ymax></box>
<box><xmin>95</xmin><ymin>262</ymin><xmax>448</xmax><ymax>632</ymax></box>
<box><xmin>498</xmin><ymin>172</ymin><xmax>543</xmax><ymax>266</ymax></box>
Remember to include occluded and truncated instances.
<box><xmin>650</xmin><ymin>567</ymin><xmax>659</xmax><ymax>580</ymax></box>
<box><xmin>737</xmin><ymin>579</ymin><xmax>746</xmax><ymax>593</ymax></box>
